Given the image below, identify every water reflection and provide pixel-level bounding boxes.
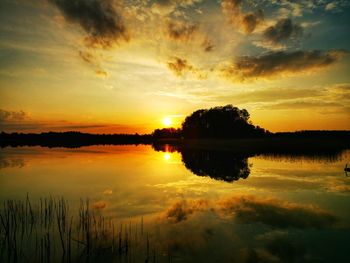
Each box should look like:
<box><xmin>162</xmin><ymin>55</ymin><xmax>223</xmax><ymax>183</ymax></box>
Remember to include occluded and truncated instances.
<box><xmin>181</xmin><ymin>150</ymin><xmax>251</xmax><ymax>182</ymax></box>
<box><xmin>0</xmin><ymin>146</ymin><xmax>349</xmax><ymax>262</ymax></box>
<box><xmin>153</xmin><ymin>144</ymin><xmax>252</xmax><ymax>182</ymax></box>
<box><xmin>153</xmin><ymin>143</ymin><xmax>348</xmax><ymax>183</ymax></box>
<box><xmin>0</xmin><ymin>156</ymin><xmax>25</xmax><ymax>169</ymax></box>
<box><xmin>163</xmin><ymin>152</ymin><xmax>171</xmax><ymax>161</ymax></box>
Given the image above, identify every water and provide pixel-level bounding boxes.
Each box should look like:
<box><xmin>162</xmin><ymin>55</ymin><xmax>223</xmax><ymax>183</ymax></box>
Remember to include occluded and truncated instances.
<box><xmin>0</xmin><ymin>145</ymin><xmax>349</xmax><ymax>262</ymax></box>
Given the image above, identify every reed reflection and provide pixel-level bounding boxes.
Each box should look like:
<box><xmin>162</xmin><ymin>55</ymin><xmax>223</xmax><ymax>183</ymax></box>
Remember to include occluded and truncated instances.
<box><xmin>0</xmin><ymin>156</ymin><xmax>25</xmax><ymax>169</ymax></box>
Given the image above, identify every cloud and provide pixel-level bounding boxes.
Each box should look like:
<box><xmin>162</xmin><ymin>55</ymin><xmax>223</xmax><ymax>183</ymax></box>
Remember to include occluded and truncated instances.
<box><xmin>95</xmin><ymin>69</ymin><xmax>108</xmax><ymax>77</ymax></box>
<box><xmin>221</xmin><ymin>0</ymin><xmax>263</xmax><ymax>34</ymax></box>
<box><xmin>221</xmin><ymin>0</ymin><xmax>242</xmax><ymax>16</ymax></box>
<box><xmin>259</xmin><ymin>232</ymin><xmax>308</xmax><ymax>263</ymax></box>
<box><xmin>214</xmin><ymin>87</ymin><xmax>323</xmax><ymax>104</ymax></box>
<box><xmin>163</xmin><ymin>195</ymin><xmax>336</xmax><ymax>229</ymax></box>
<box><xmin>330</xmin><ymin>83</ymin><xmax>350</xmax><ymax>93</ymax></box>
<box><xmin>241</xmin><ymin>10</ymin><xmax>264</xmax><ymax>34</ymax></box>
<box><xmin>167</xmin><ymin>57</ymin><xmax>193</xmax><ymax>76</ymax></box>
<box><xmin>49</xmin><ymin>0</ymin><xmax>128</xmax><ymax>48</ymax></box>
<box><xmin>167</xmin><ymin>56</ymin><xmax>206</xmax><ymax>79</ymax></box>
<box><xmin>263</xmin><ymin>99</ymin><xmax>349</xmax><ymax>115</ymax></box>
<box><xmin>79</xmin><ymin>50</ymin><xmax>95</xmax><ymax>64</ymax></box>
<box><xmin>222</xmin><ymin>50</ymin><xmax>346</xmax><ymax>81</ymax></box>
<box><xmin>150</xmin><ymin>0</ymin><xmax>203</xmax><ymax>16</ymax></box>
<box><xmin>165</xmin><ymin>199</ymin><xmax>209</xmax><ymax>223</ymax></box>
<box><xmin>92</xmin><ymin>201</ymin><xmax>107</xmax><ymax>210</ymax></box>
<box><xmin>201</xmin><ymin>38</ymin><xmax>214</xmax><ymax>52</ymax></box>
<box><xmin>217</xmin><ymin>196</ymin><xmax>336</xmax><ymax>229</ymax></box>
<box><xmin>325</xmin><ymin>2</ymin><xmax>336</xmax><ymax>11</ymax></box>
<box><xmin>263</xmin><ymin>18</ymin><xmax>303</xmax><ymax>46</ymax></box>
<box><xmin>167</xmin><ymin>20</ymin><xmax>198</xmax><ymax>41</ymax></box>
<box><xmin>103</xmin><ymin>189</ymin><xmax>113</xmax><ymax>195</ymax></box>
<box><xmin>267</xmin><ymin>100</ymin><xmax>343</xmax><ymax>110</ymax></box>
<box><xmin>151</xmin><ymin>0</ymin><xmax>176</xmax><ymax>15</ymax></box>
<box><xmin>0</xmin><ymin>118</ymin><xmax>138</xmax><ymax>133</ymax></box>
<box><xmin>0</xmin><ymin>109</ymin><xmax>26</xmax><ymax>122</ymax></box>
<box><xmin>79</xmin><ymin>50</ymin><xmax>108</xmax><ymax>77</ymax></box>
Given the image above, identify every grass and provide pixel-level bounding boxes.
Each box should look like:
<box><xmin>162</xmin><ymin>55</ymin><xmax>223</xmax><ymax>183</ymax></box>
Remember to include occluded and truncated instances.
<box><xmin>0</xmin><ymin>196</ymin><xmax>169</xmax><ymax>263</ymax></box>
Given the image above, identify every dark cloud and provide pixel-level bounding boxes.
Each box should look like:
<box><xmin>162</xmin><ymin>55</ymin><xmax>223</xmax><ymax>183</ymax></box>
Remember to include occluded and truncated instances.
<box><xmin>49</xmin><ymin>0</ymin><xmax>128</xmax><ymax>48</ymax></box>
<box><xmin>263</xmin><ymin>18</ymin><xmax>303</xmax><ymax>45</ymax></box>
<box><xmin>201</xmin><ymin>38</ymin><xmax>214</xmax><ymax>52</ymax></box>
<box><xmin>95</xmin><ymin>69</ymin><xmax>108</xmax><ymax>77</ymax></box>
<box><xmin>167</xmin><ymin>57</ymin><xmax>207</xmax><ymax>79</ymax></box>
<box><xmin>241</xmin><ymin>10</ymin><xmax>264</xmax><ymax>34</ymax></box>
<box><xmin>167</xmin><ymin>20</ymin><xmax>198</xmax><ymax>41</ymax></box>
<box><xmin>167</xmin><ymin>56</ymin><xmax>195</xmax><ymax>76</ymax></box>
<box><xmin>223</xmin><ymin>50</ymin><xmax>346</xmax><ymax>80</ymax></box>
<box><xmin>243</xmin><ymin>232</ymin><xmax>311</xmax><ymax>263</ymax></box>
<box><xmin>0</xmin><ymin>109</ymin><xmax>26</xmax><ymax>122</ymax></box>
<box><xmin>218</xmin><ymin>196</ymin><xmax>336</xmax><ymax>229</ymax></box>
<box><xmin>265</xmin><ymin>236</ymin><xmax>307</xmax><ymax>263</ymax></box>
<box><xmin>165</xmin><ymin>200</ymin><xmax>209</xmax><ymax>223</ymax></box>
<box><xmin>163</xmin><ymin>196</ymin><xmax>336</xmax><ymax>229</ymax></box>
<box><xmin>79</xmin><ymin>50</ymin><xmax>95</xmax><ymax>64</ymax></box>
<box><xmin>221</xmin><ymin>0</ymin><xmax>263</xmax><ymax>34</ymax></box>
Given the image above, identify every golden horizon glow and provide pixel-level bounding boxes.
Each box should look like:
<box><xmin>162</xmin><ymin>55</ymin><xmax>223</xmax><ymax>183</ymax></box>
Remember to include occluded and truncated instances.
<box><xmin>0</xmin><ymin>0</ymin><xmax>349</xmax><ymax>133</ymax></box>
<box><xmin>162</xmin><ymin>117</ymin><xmax>173</xmax><ymax>127</ymax></box>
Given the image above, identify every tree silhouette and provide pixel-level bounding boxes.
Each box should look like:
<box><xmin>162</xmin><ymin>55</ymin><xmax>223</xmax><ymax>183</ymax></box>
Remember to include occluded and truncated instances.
<box><xmin>181</xmin><ymin>149</ymin><xmax>251</xmax><ymax>182</ymax></box>
<box><xmin>152</xmin><ymin>144</ymin><xmax>251</xmax><ymax>182</ymax></box>
<box><xmin>181</xmin><ymin>105</ymin><xmax>267</xmax><ymax>138</ymax></box>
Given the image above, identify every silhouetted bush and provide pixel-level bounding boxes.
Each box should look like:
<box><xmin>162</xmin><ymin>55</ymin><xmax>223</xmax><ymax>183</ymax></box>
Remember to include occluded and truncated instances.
<box><xmin>181</xmin><ymin>105</ymin><xmax>268</xmax><ymax>138</ymax></box>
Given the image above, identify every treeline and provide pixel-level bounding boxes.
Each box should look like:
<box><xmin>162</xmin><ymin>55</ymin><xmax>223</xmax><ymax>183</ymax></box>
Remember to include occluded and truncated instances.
<box><xmin>274</xmin><ymin>130</ymin><xmax>350</xmax><ymax>139</ymax></box>
<box><xmin>152</xmin><ymin>129</ymin><xmax>350</xmax><ymax>140</ymax></box>
<box><xmin>153</xmin><ymin>105</ymin><xmax>269</xmax><ymax>139</ymax></box>
<box><xmin>0</xmin><ymin>132</ymin><xmax>152</xmax><ymax>148</ymax></box>
<box><xmin>1</xmin><ymin>105</ymin><xmax>349</xmax><ymax>147</ymax></box>
<box><xmin>1</xmin><ymin>130</ymin><xmax>349</xmax><ymax>148</ymax></box>
<box><xmin>152</xmin><ymin>105</ymin><xmax>350</xmax><ymax>140</ymax></box>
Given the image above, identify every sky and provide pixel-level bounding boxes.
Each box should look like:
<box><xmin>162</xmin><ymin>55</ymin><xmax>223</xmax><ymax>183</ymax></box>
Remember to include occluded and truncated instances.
<box><xmin>0</xmin><ymin>0</ymin><xmax>349</xmax><ymax>133</ymax></box>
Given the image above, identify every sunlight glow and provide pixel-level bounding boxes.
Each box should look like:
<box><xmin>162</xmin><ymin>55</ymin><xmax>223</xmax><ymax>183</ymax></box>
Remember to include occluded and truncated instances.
<box><xmin>162</xmin><ymin>117</ymin><xmax>172</xmax><ymax>127</ymax></box>
<box><xmin>164</xmin><ymin>152</ymin><xmax>171</xmax><ymax>161</ymax></box>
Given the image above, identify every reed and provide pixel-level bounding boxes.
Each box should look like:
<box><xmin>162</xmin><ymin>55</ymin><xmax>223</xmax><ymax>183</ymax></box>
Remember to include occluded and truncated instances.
<box><xmin>0</xmin><ymin>196</ymin><xmax>170</xmax><ymax>263</ymax></box>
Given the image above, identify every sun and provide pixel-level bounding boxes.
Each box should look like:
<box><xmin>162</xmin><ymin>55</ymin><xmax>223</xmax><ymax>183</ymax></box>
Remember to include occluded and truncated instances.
<box><xmin>162</xmin><ymin>117</ymin><xmax>172</xmax><ymax>127</ymax></box>
<box><xmin>164</xmin><ymin>152</ymin><xmax>171</xmax><ymax>161</ymax></box>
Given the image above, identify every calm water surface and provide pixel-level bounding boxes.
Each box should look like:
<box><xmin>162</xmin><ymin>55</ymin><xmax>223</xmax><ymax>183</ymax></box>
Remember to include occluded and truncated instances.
<box><xmin>1</xmin><ymin>145</ymin><xmax>349</xmax><ymax>262</ymax></box>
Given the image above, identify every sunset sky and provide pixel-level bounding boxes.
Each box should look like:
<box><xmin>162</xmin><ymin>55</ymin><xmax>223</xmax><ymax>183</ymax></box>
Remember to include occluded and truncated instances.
<box><xmin>0</xmin><ymin>0</ymin><xmax>349</xmax><ymax>133</ymax></box>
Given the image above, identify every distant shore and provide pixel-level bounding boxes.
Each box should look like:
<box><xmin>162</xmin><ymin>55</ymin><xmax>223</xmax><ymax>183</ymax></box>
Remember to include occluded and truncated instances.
<box><xmin>152</xmin><ymin>137</ymin><xmax>350</xmax><ymax>156</ymax></box>
<box><xmin>1</xmin><ymin>131</ymin><xmax>349</xmax><ymax>155</ymax></box>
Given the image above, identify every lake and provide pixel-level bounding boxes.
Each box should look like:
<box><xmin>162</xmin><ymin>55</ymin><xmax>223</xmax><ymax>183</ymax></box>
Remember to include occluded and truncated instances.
<box><xmin>1</xmin><ymin>145</ymin><xmax>349</xmax><ymax>262</ymax></box>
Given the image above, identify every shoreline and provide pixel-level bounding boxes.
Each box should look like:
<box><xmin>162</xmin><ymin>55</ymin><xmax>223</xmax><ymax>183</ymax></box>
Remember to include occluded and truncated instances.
<box><xmin>1</xmin><ymin>135</ymin><xmax>349</xmax><ymax>154</ymax></box>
